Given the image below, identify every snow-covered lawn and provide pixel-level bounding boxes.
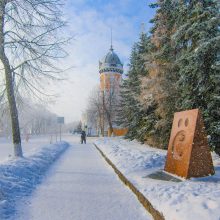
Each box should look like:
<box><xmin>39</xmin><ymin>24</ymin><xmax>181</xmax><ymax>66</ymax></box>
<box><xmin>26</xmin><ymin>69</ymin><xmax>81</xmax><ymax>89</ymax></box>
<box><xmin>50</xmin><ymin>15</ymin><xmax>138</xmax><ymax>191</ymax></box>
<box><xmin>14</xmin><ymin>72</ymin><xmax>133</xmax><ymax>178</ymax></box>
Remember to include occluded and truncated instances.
<box><xmin>0</xmin><ymin>135</ymin><xmax>56</xmax><ymax>162</ymax></box>
<box><xmin>95</xmin><ymin>137</ymin><xmax>220</xmax><ymax>220</ymax></box>
<box><xmin>0</xmin><ymin>140</ymin><xmax>69</xmax><ymax>219</ymax></box>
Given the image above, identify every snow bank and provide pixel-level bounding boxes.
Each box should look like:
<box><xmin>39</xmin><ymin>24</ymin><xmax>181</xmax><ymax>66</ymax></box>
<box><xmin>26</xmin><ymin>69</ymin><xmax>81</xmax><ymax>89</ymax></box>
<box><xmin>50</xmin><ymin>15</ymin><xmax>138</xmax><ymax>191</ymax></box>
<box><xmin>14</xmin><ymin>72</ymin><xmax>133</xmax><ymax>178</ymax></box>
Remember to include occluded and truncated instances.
<box><xmin>95</xmin><ymin>137</ymin><xmax>220</xmax><ymax>220</ymax></box>
<box><xmin>0</xmin><ymin>135</ymin><xmax>56</xmax><ymax>162</ymax></box>
<box><xmin>0</xmin><ymin>141</ymin><xmax>69</xmax><ymax>219</ymax></box>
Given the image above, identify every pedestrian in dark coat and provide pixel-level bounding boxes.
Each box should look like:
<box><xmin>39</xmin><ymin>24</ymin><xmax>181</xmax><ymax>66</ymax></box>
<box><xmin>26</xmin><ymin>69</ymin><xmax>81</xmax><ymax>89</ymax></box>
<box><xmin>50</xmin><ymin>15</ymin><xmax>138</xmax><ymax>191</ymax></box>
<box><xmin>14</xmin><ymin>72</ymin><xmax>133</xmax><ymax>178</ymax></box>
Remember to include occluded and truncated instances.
<box><xmin>81</xmin><ymin>131</ymin><xmax>86</xmax><ymax>144</ymax></box>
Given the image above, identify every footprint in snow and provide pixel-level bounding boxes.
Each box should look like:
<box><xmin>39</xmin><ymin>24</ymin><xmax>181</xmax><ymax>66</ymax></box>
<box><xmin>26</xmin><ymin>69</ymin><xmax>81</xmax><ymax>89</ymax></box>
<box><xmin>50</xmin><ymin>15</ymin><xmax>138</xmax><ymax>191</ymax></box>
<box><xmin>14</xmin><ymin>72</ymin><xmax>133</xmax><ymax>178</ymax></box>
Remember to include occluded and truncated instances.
<box><xmin>203</xmin><ymin>199</ymin><xmax>218</xmax><ymax>209</ymax></box>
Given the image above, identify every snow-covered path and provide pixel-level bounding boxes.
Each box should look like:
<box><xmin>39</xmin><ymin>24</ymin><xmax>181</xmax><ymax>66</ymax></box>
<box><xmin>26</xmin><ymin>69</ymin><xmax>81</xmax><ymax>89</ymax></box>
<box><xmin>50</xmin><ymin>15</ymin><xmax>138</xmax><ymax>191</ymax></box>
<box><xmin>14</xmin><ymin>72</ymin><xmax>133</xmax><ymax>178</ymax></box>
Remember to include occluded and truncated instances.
<box><xmin>14</xmin><ymin>137</ymin><xmax>151</xmax><ymax>220</ymax></box>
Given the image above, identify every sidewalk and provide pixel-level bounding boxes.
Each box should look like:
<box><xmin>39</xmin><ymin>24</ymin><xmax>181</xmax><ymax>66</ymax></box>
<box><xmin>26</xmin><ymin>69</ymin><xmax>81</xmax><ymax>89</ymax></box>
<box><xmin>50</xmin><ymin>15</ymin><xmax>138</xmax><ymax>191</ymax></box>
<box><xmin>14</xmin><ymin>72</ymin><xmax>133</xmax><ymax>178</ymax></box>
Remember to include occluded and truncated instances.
<box><xmin>94</xmin><ymin>137</ymin><xmax>220</xmax><ymax>220</ymax></box>
<box><xmin>14</xmin><ymin>137</ymin><xmax>152</xmax><ymax>220</ymax></box>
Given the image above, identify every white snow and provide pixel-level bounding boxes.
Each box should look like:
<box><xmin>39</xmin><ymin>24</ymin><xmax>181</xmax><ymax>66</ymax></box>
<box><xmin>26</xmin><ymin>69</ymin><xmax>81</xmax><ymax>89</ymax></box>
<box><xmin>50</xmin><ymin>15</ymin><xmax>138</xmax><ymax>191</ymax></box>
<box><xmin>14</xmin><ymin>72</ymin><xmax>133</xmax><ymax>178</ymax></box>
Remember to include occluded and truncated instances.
<box><xmin>1</xmin><ymin>134</ymin><xmax>219</xmax><ymax>220</ymax></box>
<box><xmin>95</xmin><ymin>137</ymin><xmax>220</xmax><ymax>220</ymax></box>
<box><xmin>0</xmin><ymin>140</ymin><xmax>69</xmax><ymax>219</ymax></box>
<box><xmin>0</xmin><ymin>135</ymin><xmax>56</xmax><ymax>162</ymax></box>
<box><xmin>11</xmin><ymin>136</ymin><xmax>152</xmax><ymax>220</ymax></box>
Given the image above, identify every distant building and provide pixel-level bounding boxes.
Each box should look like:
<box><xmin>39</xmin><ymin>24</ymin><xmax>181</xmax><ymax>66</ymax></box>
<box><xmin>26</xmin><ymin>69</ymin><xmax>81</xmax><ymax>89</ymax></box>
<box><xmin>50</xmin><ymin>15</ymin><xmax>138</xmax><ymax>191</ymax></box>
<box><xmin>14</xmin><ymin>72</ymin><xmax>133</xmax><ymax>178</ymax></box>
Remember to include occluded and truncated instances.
<box><xmin>99</xmin><ymin>45</ymin><xmax>128</xmax><ymax>137</ymax></box>
<box><xmin>99</xmin><ymin>45</ymin><xmax>123</xmax><ymax>93</ymax></box>
<box><xmin>81</xmin><ymin>40</ymin><xmax>128</xmax><ymax>137</ymax></box>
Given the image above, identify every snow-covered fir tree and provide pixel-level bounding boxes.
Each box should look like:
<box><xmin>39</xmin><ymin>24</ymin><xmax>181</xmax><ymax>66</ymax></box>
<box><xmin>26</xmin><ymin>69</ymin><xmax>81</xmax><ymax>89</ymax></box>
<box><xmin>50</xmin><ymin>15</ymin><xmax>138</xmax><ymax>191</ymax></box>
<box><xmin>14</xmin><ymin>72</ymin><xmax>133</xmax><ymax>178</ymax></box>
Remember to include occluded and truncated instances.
<box><xmin>139</xmin><ymin>0</ymin><xmax>178</xmax><ymax>148</ymax></box>
<box><xmin>173</xmin><ymin>0</ymin><xmax>220</xmax><ymax>153</ymax></box>
<box><xmin>117</xmin><ymin>0</ymin><xmax>219</xmax><ymax>153</ymax></box>
<box><xmin>117</xmin><ymin>33</ymin><xmax>151</xmax><ymax>143</ymax></box>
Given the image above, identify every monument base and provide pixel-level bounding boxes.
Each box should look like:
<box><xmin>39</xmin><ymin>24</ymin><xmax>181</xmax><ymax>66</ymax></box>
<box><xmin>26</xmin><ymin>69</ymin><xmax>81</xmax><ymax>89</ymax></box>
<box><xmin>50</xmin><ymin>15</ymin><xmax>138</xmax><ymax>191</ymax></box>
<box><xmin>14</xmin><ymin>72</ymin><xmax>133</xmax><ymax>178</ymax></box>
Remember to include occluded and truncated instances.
<box><xmin>146</xmin><ymin>170</ymin><xmax>182</xmax><ymax>182</ymax></box>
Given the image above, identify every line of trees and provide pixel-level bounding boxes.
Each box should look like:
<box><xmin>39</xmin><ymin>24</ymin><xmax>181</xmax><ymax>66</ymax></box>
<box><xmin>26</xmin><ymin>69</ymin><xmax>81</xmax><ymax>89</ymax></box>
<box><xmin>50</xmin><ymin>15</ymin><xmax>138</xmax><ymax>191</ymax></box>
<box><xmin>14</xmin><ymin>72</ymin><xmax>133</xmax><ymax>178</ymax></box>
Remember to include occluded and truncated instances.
<box><xmin>117</xmin><ymin>0</ymin><xmax>220</xmax><ymax>154</ymax></box>
<box><xmin>0</xmin><ymin>99</ymin><xmax>58</xmax><ymax>137</ymax></box>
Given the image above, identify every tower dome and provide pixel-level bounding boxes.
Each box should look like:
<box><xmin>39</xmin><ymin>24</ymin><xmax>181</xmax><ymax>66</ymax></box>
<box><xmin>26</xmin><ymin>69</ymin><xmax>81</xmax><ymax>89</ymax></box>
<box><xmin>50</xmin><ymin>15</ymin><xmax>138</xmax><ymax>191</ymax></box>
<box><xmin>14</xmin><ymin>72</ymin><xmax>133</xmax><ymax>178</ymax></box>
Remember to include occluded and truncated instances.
<box><xmin>99</xmin><ymin>47</ymin><xmax>123</xmax><ymax>74</ymax></box>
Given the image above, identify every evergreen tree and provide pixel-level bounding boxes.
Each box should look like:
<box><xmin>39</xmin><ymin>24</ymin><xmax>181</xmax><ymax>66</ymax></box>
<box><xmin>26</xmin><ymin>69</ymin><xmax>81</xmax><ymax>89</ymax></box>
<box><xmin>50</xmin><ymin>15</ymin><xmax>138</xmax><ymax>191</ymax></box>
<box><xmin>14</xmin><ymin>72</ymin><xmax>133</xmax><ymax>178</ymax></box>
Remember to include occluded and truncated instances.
<box><xmin>140</xmin><ymin>0</ymin><xmax>178</xmax><ymax>148</ymax></box>
<box><xmin>173</xmin><ymin>0</ymin><xmax>220</xmax><ymax>153</ymax></box>
<box><xmin>117</xmin><ymin>33</ymin><xmax>151</xmax><ymax>143</ymax></box>
<box><xmin>118</xmin><ymin>0</ymin><xmax>219</xmax><ymax>153</ymax></box>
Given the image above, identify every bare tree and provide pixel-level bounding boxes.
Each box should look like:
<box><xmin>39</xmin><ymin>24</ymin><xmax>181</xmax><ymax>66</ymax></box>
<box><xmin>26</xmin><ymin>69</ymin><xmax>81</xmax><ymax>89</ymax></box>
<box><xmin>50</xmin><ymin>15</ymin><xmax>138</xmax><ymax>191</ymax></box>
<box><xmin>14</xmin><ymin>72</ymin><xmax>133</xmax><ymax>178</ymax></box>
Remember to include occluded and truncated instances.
<box><xmin>103</xmin><ymin>76</ymin><xmax>121</xmax><ymax>135</ymax></box>
<box><xmin>87</xmin><ymin>86</ymin><xmax>104</xmax><ymax>136</ymax></box>
<box><xmin>0</xmin><ymin>0</ymin><xmax>68</xmax><ymax>157</ymax></box>
<box><xmin>87</xmin><ymin>79</ymin><xmax>120</xmax><ymax>136</ymax></box>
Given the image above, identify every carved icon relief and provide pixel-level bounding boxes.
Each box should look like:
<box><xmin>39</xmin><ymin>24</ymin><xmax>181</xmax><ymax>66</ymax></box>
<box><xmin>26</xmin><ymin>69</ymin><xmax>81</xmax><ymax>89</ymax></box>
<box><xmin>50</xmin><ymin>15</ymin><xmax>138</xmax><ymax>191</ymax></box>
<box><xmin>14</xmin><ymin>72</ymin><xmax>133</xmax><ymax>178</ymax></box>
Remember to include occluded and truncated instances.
<box><xmin>171</xmin><ymin>118</ymin><xmax>189</xmax><ymax>160</ymax></box>
<box><xmin>164</xmin><ymin>109</ymin><xmax>214</xmax><ymax>179</ymax></box>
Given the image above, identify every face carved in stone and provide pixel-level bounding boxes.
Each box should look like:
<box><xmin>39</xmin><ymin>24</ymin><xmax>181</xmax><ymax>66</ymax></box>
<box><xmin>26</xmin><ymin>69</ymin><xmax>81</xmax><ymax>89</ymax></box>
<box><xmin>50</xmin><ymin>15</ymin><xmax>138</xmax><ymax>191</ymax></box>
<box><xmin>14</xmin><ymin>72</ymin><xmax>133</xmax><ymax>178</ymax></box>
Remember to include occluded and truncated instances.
<box><xmin>172</xmin><ymin>118</ymin><xmax>189</xmax><ymax>160</ymax></box>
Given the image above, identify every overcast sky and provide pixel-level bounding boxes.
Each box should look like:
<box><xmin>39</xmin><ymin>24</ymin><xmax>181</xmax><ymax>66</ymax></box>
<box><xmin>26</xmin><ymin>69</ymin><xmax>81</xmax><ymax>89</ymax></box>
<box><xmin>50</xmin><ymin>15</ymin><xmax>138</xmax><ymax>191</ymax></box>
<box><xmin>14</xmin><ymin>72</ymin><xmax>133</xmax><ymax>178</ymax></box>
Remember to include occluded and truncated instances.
<box><xmin>49</xmin><ymin>0</ymin><xmax>155</xmax><ymax>123</ymax></box>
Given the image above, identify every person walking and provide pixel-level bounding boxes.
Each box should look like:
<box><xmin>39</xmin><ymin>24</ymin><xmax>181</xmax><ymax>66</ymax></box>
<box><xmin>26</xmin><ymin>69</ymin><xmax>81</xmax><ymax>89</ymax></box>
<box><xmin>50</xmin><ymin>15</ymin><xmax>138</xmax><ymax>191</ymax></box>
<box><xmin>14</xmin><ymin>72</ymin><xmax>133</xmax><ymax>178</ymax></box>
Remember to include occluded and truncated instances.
<box><xmin>81</xmin><ymin>130</ymin><xmax>86</xmax><ymax>144</ymax></box>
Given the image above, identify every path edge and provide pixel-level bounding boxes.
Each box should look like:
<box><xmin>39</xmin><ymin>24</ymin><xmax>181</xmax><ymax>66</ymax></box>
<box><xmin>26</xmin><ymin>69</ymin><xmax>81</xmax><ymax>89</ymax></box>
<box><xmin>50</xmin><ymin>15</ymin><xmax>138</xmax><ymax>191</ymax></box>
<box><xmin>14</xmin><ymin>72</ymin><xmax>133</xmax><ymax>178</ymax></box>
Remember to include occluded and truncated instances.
<box><xmin>93</xmin><ymin>143</ymin><xmax>165</xmax><ymax>220</ymax></box>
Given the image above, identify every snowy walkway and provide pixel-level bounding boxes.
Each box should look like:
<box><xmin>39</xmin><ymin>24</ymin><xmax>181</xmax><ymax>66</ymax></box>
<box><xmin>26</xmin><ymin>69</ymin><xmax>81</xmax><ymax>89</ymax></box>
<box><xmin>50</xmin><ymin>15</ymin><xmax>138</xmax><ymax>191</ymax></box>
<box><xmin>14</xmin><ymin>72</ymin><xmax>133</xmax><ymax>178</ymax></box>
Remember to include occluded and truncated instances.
<box><xmin>14</xmin><ymin>137</ymin><xmax>152</xmax><ymax>220</ymax></box>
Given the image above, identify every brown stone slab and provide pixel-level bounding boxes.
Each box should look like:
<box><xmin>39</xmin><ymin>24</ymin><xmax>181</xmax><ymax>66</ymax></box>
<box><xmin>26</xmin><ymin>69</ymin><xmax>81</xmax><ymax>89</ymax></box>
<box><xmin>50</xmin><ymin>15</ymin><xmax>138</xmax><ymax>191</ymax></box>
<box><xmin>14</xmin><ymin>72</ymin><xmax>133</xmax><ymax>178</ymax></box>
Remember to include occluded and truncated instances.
<box><xmin>164</xmin><ymin>109</ymin><xmax>215</xmax><ymax>179</ymax></box>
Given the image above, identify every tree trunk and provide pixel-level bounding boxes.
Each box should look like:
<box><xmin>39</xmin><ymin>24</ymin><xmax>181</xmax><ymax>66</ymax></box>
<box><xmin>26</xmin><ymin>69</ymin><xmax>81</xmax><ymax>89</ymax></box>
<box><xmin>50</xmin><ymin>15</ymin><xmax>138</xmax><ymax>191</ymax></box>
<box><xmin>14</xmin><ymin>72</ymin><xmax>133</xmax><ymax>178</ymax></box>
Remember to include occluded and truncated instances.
<box><xmin>102</xmin><ymin>91</ymin><xmax>114</xmax><ymax>136</ymax></box>
<box><xmin>98</xmin><ymin>109</ymin><xmax>103</xmax><ymax>137</ymax></box>
<box><xmin>0</xmin><ymin>2</ymin><xmax>23</xmax><ymax>157</ymax></box>
<box><xmin>103</xmin><ymin>98</ymin><xmax>113</xmax><ymax>136</ymax></box>
<box><xmin>105</xmin><ymin>109</ymin><xmax>113</xmax><ymax>136</ymax></box>
<box><xmin>102</xmin><ymin>91</ymin><xmax>105</xmax><ymax>137</ymax></box>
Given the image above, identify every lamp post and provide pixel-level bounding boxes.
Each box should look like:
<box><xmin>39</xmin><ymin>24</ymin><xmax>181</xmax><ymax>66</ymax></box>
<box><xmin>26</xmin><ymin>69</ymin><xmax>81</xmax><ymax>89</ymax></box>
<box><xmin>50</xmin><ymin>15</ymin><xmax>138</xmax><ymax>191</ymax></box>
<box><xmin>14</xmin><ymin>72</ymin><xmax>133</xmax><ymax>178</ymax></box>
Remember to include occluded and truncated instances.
<box><xmin>57</xmin><ymin>117</ymin><xmax>64</xmax><ymax>141</ymax></box>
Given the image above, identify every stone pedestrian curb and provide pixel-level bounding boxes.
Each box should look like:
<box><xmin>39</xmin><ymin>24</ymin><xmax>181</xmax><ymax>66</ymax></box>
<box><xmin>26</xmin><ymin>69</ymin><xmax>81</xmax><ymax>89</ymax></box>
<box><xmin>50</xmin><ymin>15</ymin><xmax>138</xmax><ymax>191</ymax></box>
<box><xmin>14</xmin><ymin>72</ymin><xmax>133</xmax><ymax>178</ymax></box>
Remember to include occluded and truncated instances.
<box><xmin>93</xmin><ymin>143</ymin><xmax>165</xmax><ymax>220</ymax></box>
